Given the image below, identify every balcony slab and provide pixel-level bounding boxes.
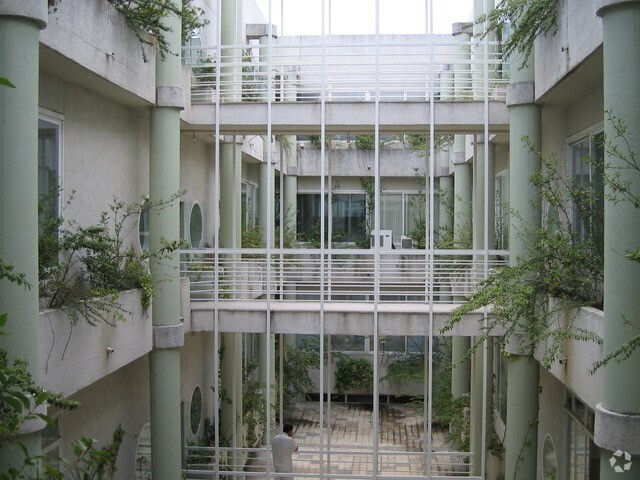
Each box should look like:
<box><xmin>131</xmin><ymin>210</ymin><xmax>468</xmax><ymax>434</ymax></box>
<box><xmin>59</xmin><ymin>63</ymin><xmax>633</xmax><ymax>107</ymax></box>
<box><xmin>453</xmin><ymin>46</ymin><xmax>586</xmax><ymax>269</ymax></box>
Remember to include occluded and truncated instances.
<box><xmin>190</xmin><ymin>301</ymin><xmax>500</xmax><ymax>337</ymax></box>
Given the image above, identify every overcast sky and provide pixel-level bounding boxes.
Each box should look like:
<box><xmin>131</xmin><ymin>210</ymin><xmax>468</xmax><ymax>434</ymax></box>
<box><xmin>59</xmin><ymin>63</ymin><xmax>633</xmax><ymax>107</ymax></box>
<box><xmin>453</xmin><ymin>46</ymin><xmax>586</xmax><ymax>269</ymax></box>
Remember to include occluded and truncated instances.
<box><xmin>254</xmin><ymin>0</ymin><xmax>474</xmax><ymax>36</ymax></box>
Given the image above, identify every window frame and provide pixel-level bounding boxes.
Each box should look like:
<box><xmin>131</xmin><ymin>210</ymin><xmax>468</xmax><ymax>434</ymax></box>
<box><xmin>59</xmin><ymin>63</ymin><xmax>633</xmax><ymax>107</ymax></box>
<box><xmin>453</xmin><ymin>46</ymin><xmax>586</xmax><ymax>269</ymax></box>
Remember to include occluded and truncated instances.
<box><xmin>38</xmin><ymin>109</ymin><xmax>64</xmax><ymax>220</ymax></box>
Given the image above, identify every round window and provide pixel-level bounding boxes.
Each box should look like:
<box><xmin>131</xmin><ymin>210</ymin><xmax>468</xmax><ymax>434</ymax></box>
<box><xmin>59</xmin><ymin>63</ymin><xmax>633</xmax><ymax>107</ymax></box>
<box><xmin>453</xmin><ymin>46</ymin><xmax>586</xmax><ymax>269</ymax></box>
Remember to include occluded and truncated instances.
<box><xmin>134</xmin><ymin>422</ymin><xmax>151</xmax><ymax>480</ymax></box>
<box><xmin>190</xmin><ymin>386</ymin><xmax>203</xmax><ymax>435</ymax></box>
<box><xmin>543</xmin><ymin>434</ymin><xmax>558</xmax><ymax>480</ymax></box>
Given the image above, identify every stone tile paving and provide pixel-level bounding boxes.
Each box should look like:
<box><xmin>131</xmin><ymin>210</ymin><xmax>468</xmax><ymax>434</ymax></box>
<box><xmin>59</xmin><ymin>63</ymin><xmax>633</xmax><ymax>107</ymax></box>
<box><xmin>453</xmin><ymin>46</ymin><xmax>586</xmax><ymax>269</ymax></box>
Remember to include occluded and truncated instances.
<box><xmin>284</xmin><ymin>402</ymin><xmax>460</xmax><ymax>478</ymax></box>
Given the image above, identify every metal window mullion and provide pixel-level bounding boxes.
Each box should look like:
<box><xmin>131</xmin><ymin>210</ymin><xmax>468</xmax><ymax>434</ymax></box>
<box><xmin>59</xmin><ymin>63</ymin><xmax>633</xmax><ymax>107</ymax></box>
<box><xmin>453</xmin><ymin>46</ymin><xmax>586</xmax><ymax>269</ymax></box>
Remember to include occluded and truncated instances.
<box><xmin>424</xmin><ymin>0</ymin><xmax>435</xmax><ymax>477</ymax></box>
<box><xmin>373</xmin><ymin>0</ymin><xmax>381</xmax><ymax>477</ymax></box>
<box><xmin>481</xmin><ymin>0</ymin><xmax>491</xmax><ymax>478</ymax></box>
<box><xmin>319</xmin><ymin>0</ymin><xmax>327</xmax><ymax>476</ymax></box>
<box><xmin>265</xmin><ymin>2</ymin><xmax>274</xmax><ymax>475</ymax></box>
<box><xmin>213</xmin><ymin>1</ymin><xmax>222</xmax><ymax>476</ymax></box>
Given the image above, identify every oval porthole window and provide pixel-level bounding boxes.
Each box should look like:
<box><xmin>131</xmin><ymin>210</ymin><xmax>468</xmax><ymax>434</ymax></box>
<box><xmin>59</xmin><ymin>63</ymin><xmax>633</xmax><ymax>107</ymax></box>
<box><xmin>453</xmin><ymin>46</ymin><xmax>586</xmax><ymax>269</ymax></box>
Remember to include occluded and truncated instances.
<box><xmin>190</xmin><ymin>385</ymin><xmax>203</xmax><ymax>436</ymax></box>
<box><xmin>138</xmin><ymin>199</ymin><xmax>150</xmax><ymax>252</ymax></box>
<box><xmin>543</xmin><ymin>434</ymin><xmax>558</xmax><ymax>480</ymax></box>
<box><xmin>189</xmin><ymin>202</ymin><xmax>203</xmax><ymax>248</ymax></box>
<box><xmin>134</xmin><ymin>422</ymin><xmax>152</xmax><ymax>480</ymax></box>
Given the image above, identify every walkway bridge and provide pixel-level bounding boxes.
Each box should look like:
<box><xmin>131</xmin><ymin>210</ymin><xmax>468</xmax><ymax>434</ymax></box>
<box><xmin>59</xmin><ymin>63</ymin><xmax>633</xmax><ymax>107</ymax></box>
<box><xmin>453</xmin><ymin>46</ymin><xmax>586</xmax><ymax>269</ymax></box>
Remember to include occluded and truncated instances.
<box><xmin>181</xmin><ymin>248</ymin><xmax>507</xmax><ymax>337</ymax></box>
<box><xmin>181</xmin><ymin>39</ymin><xmax>510</xmax><ymax>135</ymax></box>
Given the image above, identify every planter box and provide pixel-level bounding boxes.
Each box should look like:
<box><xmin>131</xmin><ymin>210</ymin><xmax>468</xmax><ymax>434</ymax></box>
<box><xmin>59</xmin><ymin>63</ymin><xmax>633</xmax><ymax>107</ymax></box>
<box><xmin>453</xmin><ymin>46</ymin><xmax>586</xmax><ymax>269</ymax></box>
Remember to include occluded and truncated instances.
<box><xmin>39</xmin><ymin>289</ymin><xmax>152</xmax><ymax>397</ymax></box>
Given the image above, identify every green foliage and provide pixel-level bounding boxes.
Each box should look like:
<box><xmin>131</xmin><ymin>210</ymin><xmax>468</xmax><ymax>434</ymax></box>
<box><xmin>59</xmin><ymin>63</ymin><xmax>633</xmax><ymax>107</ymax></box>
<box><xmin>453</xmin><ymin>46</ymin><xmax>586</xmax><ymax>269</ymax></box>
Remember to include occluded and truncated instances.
<box><xmin>1</xmin><ymin>267</ymin><xmax>122</xmax><ymax>479</ymax></box>
<box><xmin>275</xmin><ymin>339</ymin><xmax>320</xmax><ymax>404</ymax></box>
<box><xmin>191</xmin><ymin>55</ymin><xmax>216</xmax><ymax>85</ymax></box>
<box><xmin>39</xmin><ymin>192</ymin><xmax>183</xmax><ymax>326</ymax></box>
<box><xmin>0</xmin><ymin>77</ymin><xmax>15</xmax><ymax>88</ymax></box>
<box><xmin>242</xmin><ymin>48</ymin><xmax>261</xmax><ymax>102</ymax></box>
<box><xmin>104</xmin><ymin>0</ymin><xmax>209</xmax><ymax>61</ymax></box>
<box><xmin>334</xmin><ymin>355</ymin><xmax>373</xmax><ymax>393</ymax></box>
<box><xmin>445</xmin><ymin>141</ymin><xmax>603</xmax><ymax>367</ymax></box>
<box><xmin>476</xmin><ymin>0</ymin><xmax>558</xmax><ymax>67</ymax></box>
<box><xmin>242</xmin><ymin>359</ymin><xmax>268</xmax><ymax>447</ymax></box>
<box><xmin>382</xmin><ymin>353</ymin><xmax>423</xmax><ymax>390</ymax></box>
<box><xmin>355</xmin><ymin>134</ymin><xmax>376</xmax><ymax>150</ymax></box>
<box><xmin>307</xmin><ymin>135</ymin><xmax>329</xmax><ymax>149</ymax></box>
<box><xmin>409</xmin><ymin>170</ymin><xmax>427</xmax><ymax>249</ymax></box>
<box><xmin>406</xmin><ymin>134</ymin><xmax>454</xmax><ymax>153</ymax></box>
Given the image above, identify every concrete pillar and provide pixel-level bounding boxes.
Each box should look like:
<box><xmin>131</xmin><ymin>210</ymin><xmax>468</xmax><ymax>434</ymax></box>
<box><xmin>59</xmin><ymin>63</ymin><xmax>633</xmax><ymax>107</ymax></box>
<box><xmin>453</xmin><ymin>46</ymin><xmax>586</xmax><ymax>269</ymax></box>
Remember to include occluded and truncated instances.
<box><xmin>0</xmin><ymin>1</ymin><xmax>47</xmax><ymax>470</ymax></box>
<box><xmin>595</xmin><ymin>2</ymin><xmax>640</xmax><ymax>478</ymax></box>
<box><xmin>472</xmin><ymin>0</ymin><xmax>495</xmax><ymax>100</ymax></box>
<box><xmin>453</xmin><ymin>149</ymin><xmax>472</xmax><ymax>248</ymax></box>
<box><xmin>503</xmin><ymin>24</ymin><xmax>542</xmax><ymax>480</ymax></box>
<box><xmin>149</xmin><ymin>2</ymin><xmax>183</xmax><ymax>479</ymax></box>
<box><xmin>452</xmin><ymin>140</ymin><xmax>472</xmax><ymax>399</ymax></box>
<box><xmin>452</xmin><ymin>22</ymin><xmax>472</xmax><ymax>99</ymax></box>
<box><xmin>258</xmin><ymin>158</ymin><xmax>274</xmax><ymax>246</ymax></box>
<box><xmin>220</xmin><ymin>139</ymin><xmax>242</xmax><ymax>248</ymax></box>
<box><xmin>221</xmin><ymin>0</ymin><xmax>243</xmax><ymax>102</ymax></box>
<box><xmin>472</xmin><ymin>136</ymin><xmax>496</xmax><ymax>251</ymax></box>
<box><xmin>221</xmin><ymin>333</ymin><xmax>243</xmax><ymax>460</ymax></box>
<box><xmin>219</xmin><ymin>139</ymin><xmax>243</xmax><ymax>453</ymax></box>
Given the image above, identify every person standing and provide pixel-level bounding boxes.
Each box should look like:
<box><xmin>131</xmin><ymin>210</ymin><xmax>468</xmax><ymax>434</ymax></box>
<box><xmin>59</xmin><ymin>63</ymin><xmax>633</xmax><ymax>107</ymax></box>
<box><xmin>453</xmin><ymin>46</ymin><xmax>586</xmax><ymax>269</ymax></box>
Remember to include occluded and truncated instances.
<box><xmin>271</xmin><ymin>423</ymin><xmax>298</xmax><ymax>480</ymax></box>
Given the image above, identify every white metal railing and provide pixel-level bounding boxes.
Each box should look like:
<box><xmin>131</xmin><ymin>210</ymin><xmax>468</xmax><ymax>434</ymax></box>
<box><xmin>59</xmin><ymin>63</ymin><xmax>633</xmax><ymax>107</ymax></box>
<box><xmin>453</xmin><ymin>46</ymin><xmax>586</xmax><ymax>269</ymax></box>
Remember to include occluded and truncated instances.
<box><xmin>180</xmin><ymin>248</ymin><xmax>509</xmax><ymax>303</ymax></box>
<box><xmin>183</xmin><ymin>39</ymin><xmax>508</xmax><ymax>105</ymax></box>
<box><xmin>183</xmin><ymin>445</ymin><xmax>474</xmax><ymax>479</ymax></box>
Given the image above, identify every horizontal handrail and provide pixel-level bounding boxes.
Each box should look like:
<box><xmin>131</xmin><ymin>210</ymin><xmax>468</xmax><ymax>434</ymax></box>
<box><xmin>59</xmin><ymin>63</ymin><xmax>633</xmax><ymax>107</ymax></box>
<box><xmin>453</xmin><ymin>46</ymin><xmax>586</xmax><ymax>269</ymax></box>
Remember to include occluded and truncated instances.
<box><xmin>184</xmin><ymin>39</ymin><xmax>508</xmax><ymax>105</ymax></box>
<box><xmin>183</xmin><ymin>445</ymin><xmax>474</xmax><ymax>478</ymax></box>
<box><xmin>180</xmin><ymin>248</ymin><xmax>508</xmax><ymax>303</ymax></box>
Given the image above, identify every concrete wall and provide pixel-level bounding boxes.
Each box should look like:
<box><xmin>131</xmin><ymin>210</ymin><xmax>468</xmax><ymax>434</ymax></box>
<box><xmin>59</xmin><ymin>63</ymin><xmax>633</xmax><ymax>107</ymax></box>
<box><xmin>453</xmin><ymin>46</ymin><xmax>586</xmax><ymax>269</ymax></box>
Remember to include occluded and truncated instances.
<box><xmin>57</xmin><ymin>330</ymin><xmax>215</xmax><ymax>479</ymax></box>
<box><xmin>39</xmin><ymin>290</ymin><xmax>152</xmax><ymax>397</ymax></box>
<box><xmin>537</xmin><ymin>366</ymin><xmax>567</xmax><ymax>480</ymax></box>
<box><xmin>535</xmin><ymin>0</ymin><xmax>602</xmax><ymax>100</ymax></box>
<box><xmin>41</xmin><ymin>0</ymin><xmax>155</xmax><ymax>104</ymax></box>
<box><xmin>39</xmin><ymin>74</ymin><xmax>150</xmax><ymax>247</ymax></box>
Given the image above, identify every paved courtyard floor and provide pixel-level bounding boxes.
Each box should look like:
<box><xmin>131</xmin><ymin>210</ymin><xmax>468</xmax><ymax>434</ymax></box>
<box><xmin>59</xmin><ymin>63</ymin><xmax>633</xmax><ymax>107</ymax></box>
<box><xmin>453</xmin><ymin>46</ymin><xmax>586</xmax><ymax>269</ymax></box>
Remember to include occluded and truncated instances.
<box><xmin>239</xmin><ymin>402</ymin><xmax>467</xmax><ymax>479</ymax></box>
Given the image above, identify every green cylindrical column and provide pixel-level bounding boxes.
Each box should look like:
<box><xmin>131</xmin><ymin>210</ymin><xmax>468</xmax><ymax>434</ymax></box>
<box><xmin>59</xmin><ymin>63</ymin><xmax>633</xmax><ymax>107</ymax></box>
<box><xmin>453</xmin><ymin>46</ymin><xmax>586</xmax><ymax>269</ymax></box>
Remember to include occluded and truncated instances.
<box><xmin>259</xmin><ymin>157</ymin><xmax>274</xmax><ymax>246</ymax></box>
<box><xmin>0</xmin><ymin>2</ymin><xmax>47</xmax><ymax>470</ymax></box>
<box><xmin>221</xmin><ymin>332</ymin><xmax>243</xmax><ymax>463</ymax></box>
<box><xmin>221</xmin><ymin>0</ymin><xmax>243</xmax><ymax>102</ymax></box>
<box><xmin>438</xmin><ymin>175</ymin><xmax>454</xmax><ymax>247</ymax></box>
<box><xmin>220</xmin><ymin>139</ymin><xmax>242</xmax><ymax>248</ymax></box>
<box><xmin>472</xmin><ymin>138</ymin><xmax>495</xmax><ymax>251</ymax></box>
<box><xmin>453</xmin><ymin>156</ymin><xmax>472</xmax><ymax>248</ymax></box>
<box><xmin>149</xmin><ymin>2</ymin><xmax>182</xmax><ymax>479</ymax></box>
<box><xmin>452</xmin><ymin>156</ymin><xmax>472</xmax><ymax>400</ymax></box>
<box><xmin>596</xmin><ymin>3</ymin><xmax>640</xmax><ymax>478</ymax></box>
<box><xmin>504</xmin><ymin>39</ymin><xmax>541</xmax><ymax>480</ymax></box>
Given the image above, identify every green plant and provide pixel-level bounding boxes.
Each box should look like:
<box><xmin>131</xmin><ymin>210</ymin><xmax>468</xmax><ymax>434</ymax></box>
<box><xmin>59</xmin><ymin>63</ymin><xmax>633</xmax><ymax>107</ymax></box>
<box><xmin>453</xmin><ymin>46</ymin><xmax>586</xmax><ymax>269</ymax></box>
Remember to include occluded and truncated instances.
<box><xmin>0</xmin><ymin>262</ymin><xmax>123</xmax><ymax>480</ymax></box>
<box><xmin>405</xmin><ymin>134</ymin><xmax>454</xmax><ymax>153</ymax></box>
<box><xmin>275</xmin><ymin>339</ymin><xmax>320</xmax><ymax>404</ymax></box>
<box><xmin>476</xmin><ymin>0</ymin><xmax>558</xmax><ymax>67</ymax></box>
<box><xmin>355</xmin><ymin>134</ymin><xmax>376</xmax><ymax>150</ymax></box>
<box><xmin>104</xmin><ymin>0</ymin><xmax>209</xmax><ymax>61</ymax></box>
<box><xmin>191</xmin><ymin>55</ymin><xmax>216</xmax><ymax>85</ymax></box>
<box><xmin>445</xmin><ymin>140</ymin><xmax>603</xmax><ymax>367</ymax></box>
<box><xmin>242</xmin><ymin>359</ymin><xmax>270</xmax><ymax>447</ymax></box>
<box><xmin>39</xmin><ymin>192</ymin><xmax>183</xmax><ymax>326</ymax></box>
<box><xmin>333</xmin><ymin>355</ymin><xmax>373</xmax><ymax>393</ymax></box>
<box><xmin>242</xmin><ymin>48</ymin><xmax>262</xmax><ymax>102</ymax></box>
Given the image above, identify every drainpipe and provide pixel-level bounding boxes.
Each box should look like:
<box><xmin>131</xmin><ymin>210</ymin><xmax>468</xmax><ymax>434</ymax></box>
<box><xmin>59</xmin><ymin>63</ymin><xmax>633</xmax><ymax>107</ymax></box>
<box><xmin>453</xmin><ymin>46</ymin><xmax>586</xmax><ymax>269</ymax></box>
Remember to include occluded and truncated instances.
<box><xmin>0</xmin><ymin>0</ymin><xmax>47</xmax><ymax>471</ymax></box>
<box><xmin>149</xmin><ymin>1</ymin><xmax>184</xmax><ymax>479</ymax></box>
<box><xmin>594</xmin><ymin>2</ymin><xmax>640</xmax><ymax>479</ymax></box>
<box><xmin>502</xmin><ymin>9</ymin><xmax>541</xmax><ymax>480</ymax></box>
